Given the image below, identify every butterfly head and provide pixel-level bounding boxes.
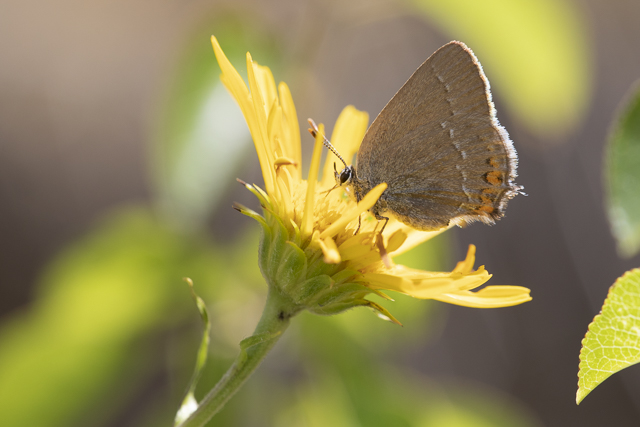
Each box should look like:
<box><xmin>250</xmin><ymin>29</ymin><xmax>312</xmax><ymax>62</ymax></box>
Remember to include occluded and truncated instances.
<box><xmin>335</xmin><ymin>164</ymin><xmax>355</xmax><ymax>187</ymax></box>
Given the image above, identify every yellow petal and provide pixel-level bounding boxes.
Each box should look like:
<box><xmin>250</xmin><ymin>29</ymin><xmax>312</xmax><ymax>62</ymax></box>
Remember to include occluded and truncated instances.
<box><xmin>364</xmin><ymin>266</ymin><xmax>492</xmax><ymax>299</ymax></box>
<box><xmin>212</xmin><ymin>37</ymin><xmax>278</xmax><ymax>197</ymax></box>
<box><xmin>387</xmin><ymin>221</ymin><xmax>451</xmax><ymax>256</ymax></box>
<box><xmin>339</xmin><ymin>235</ymin><xmax>375</xmax><ymax>261</ymax></box>
<box><xmin>276</xmin><ymin>173</ymin><xmax>293</xmax><ymax>220</ymax></box>
<box><xmin>386</xmin><ymin>229</ymin><xmax>408</xmax><ymax>253</ymax></box>
<box><xmin>320</xmin><ymin>183</ymin><xmax>387</xmax><ymax>239</ymax></box>
<box><xmin>453</xmin><ymin>244</ymin><xmax>477</xmax><ymax>273</ymax></box>
<box><xmin>246</xmin><ymin>53</ymin><xmax>276</xmax><ymax>195</ymax></box>
<box><xmin>320</xmin><ymin>105</ymin><xmax>369</xmax><ymax>187</ymax></box>
<box><xmin>301</xmin><ymin>123</ymin><xmax>325</xmax><ymax>237</ymax></box>
<box><xmin>274</xmin><ymin>157</ymin><xmax>297</xmax><ymax>168</ymax></box>
<box><xmin>278</xmin><ymin>82</ymin><xmax>302</xmax><ymax>179</ymax></box>
<box><xmin>319</xmin><ymin>236</ymin><xmax>342</xmax><ymax>264</ymax></box>
<box><xmin>360</xmin><ymin>272</ymin><xmax>412</xmax><ymax>290</ymax></box>
<box><xmin>433</xmin><ymin>286</ymin><xmax>532</xmax><ymax>308</ymax></box>
<box><xmin>267</xmin><ymin>100</ymin><xmax>282</xmax><ymax>152</ymax></box>
<box><xmin>254</xmin><ymin>64</ymin><xmax>278</xmax><ymax>116</ymax></box>
<box><xmin>348</xmin><ymin>251</ymin><xmax>384</xmax><ymax>271</ymax></box>
<box><xmin>211</xmin><ymin>37</ymin><xmax>250</xmax><ymax>110</ymax></box>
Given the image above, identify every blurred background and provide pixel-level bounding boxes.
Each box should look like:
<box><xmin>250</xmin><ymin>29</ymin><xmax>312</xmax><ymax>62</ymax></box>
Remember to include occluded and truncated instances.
<box><xmin>2</xmin><ymin>0</ymin><xmax>640</xmax><ymax>426</ymax></box>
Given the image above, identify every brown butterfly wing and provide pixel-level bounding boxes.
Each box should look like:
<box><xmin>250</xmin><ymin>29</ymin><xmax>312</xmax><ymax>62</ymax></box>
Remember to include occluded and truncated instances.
<box><xmin>355</xmin><ymin>41</ymin><xmax>520</xmax><ymax>231</ymax></box>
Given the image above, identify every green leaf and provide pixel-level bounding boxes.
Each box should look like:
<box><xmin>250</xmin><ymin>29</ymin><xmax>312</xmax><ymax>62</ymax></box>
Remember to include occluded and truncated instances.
<box><xmin>604</xmin><ymin>81</ymin><xmax>640</xmax><ymax>257</ymax></box>
<box><xmin>174</xmin><ymin>279</ymin><xmax>212</xmax><ymax>426</ymax></box>
<box><xmin>408</xmin><ymin>0</ymin><xmax>591</xmax><ymax>138</ymax></box>
<box><xmin>577</xmin><ymin>268</ymin><xmax>640</xmax><ymax>404</ymax></box>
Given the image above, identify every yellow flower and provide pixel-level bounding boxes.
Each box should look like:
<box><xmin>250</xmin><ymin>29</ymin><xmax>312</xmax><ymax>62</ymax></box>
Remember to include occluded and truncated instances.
<box><xmin>211</xmin><ymin>36</ymin><xmax>531</xmax><ymax>323</ymax></box>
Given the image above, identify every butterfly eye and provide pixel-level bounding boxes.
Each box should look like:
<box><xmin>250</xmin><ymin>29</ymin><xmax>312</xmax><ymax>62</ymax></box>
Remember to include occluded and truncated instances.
<box><xmin>339</xmin><ymin>168</ymin><xmax>352</xmax><ymax>185</ymax></box>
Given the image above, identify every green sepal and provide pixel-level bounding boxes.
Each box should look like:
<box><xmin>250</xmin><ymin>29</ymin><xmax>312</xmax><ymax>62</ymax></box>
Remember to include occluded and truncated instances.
<box><xmin>313</xmin><ymin>282</ymin><xmax>371</xmax><ymax>307</ymax></box>
<box><xmin>258</xmin><ymin>226</ymin><xmax>273</xmax><ymax>282</ymax></box>
<box><xmin>309</xmin><ymin>302</ymin><xmax>365</xmax><ymax>316</ymax></box>
<box><xmin>305</xmin><ymin>250</ymin><xmax>341</xmax><ymax>279</ymax></box>
<box><xmin>370</xmin><ymin>289</ymin><xmax>394</xmax><ymax>301</ymax></box>
<box><xmin>275</xmin><ymin>242</ymin><xmax>308</xmax><ymax>293</ymax></box>
<box><xmin>366</xmin><ymin>300</ymin><xmax>402</xmax><ymax>326</ymax></box>
<box><xmin>291</xmin><ymin>275</ymin><xmax>333</xmax><ymax>305</ymax></box>
<box><xmin>252</xmin><ymin>185</ymin><xmax>271</xmax><ymax>207</ymax></box>
<box><xmin>233</xmin><ymin>203</ymin><xmax>267</xmax><ymax>229</ymax></box>
<box><xmin>289</xmin><ymin>218</ymin><xmax>302</xmax><ymax>247</ymax></box>
<box><xmin>304</xmin><ymin>282</ymin><xmax>381</xmax><ymax>317</ymax></box>
<box><xmin>312</xmin><ymin>297</ymin><xmax>401</xmax><ymax>325</ymax></box>
<box><xmin>243</xmin><ymin>182</ymin><xmax>270</xmax><ymax>208</ymax></box>
<box><xmin>259</xmin><ymin>214</ymin><xmax>289</xmax><ymax>285</ymax></box>
<box><xmin>331</xmin><ymin>268</ymin><xmax>360</xmax><ymax>285</ymax></box>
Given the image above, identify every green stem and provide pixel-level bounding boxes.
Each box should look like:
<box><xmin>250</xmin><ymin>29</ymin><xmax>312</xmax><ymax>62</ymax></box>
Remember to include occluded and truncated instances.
<box><xmin>178</xmin><ymin>288</ymin><xmax>297</xmax><ymax>427</ymax></box>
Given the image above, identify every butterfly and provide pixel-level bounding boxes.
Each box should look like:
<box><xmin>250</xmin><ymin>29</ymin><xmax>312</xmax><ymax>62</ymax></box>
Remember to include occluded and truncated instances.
<box><xmin>311</xmin><ymin>41</ymin><xmax>521</xmax><ymax>234</ymax></box>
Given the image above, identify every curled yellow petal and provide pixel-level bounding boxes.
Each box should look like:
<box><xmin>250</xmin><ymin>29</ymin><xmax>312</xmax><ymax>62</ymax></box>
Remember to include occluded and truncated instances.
<box><xmin>386</xmin><ymin>229</ymin><xmax>408</xmax><ymax>253</ymax></box>
<box><xmin>319</xmin><ymin>236</ymin><xmax>341</xmax><ymax>264</ymax></box>
<box><xmin>274</xmin><ymin>157</ymin><xmax>297</xmax><ymax>168</ymax></box>
<box><xmin>387</xmin><ymin>221</ymin><xmax>451</xmax><ymax>256</ymax></box>
<box><xmin>453</xmin><ymin>244</ymin><xmax>477</xmax><ymax>273</ymax></box>
<box><xmin>433</xmin><ymin>286</ymin><xmax>532</xmax><ymax>308</ymax></box>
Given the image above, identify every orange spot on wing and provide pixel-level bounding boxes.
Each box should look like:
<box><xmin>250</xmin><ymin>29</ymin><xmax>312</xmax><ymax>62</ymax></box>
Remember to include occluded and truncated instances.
<box><xmin>477</xmin><ymin>188</ymin><xmax>498</xmax><ymax>214</ymax></box>
<box><xmin>486</xmin><ymin>171</ymin><xmax>503</xmax><ymax>186</ymax></box>
<box><xmin>476</xmin><ymin>205</ymin><xmax>495</xmax><ymax>214</ymax></box>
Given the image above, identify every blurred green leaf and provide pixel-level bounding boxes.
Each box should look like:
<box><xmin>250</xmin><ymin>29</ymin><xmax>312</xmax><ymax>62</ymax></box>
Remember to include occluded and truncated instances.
<box><xmin>604</xmin><ymin>81</ymin><xmax>640</xmax><ymax>257</ymax></box>
<box><xmin>0</xmin><ymin>207</ymin><xmax>219</xmax><ymax>427</ymax></box>
<box><xmin>153</xmin><ymin>15</ymin><xmax>282</xmax><ymax>230</ymax></box>
<box><xmin>174</xmin><ymin>279</ymin><xmax>211</xmax><ymax>426</ymax></box>
<box><xmin>408</xmin><ymin>0</ymin><xmax>591</xmax><ymax>139</ymax></box>
<box><xmin>274</xmin><ymin>370</ymin><xmax>369</xmax><ymax>427</ymax></box>
<box><xmin>577</xmin><ymin>268</ymin><xmax>640</xmax><ymax>404</ymax></box>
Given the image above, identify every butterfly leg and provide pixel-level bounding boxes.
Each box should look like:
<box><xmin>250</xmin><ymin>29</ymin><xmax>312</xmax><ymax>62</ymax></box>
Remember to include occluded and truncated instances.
<box><xmin>376</xmin><ymin>215</ymin><xmax>389</xmax><ymax>235</ymax></box>
<box><xmin>353</xmin><ymin>214</ymin><xmax>362</xmax><ymax>235</ymax></box>
<box><xmin>374</xmin><ymin>215</ymin><xmax>391</xmax><ymax>268</ymax></box>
